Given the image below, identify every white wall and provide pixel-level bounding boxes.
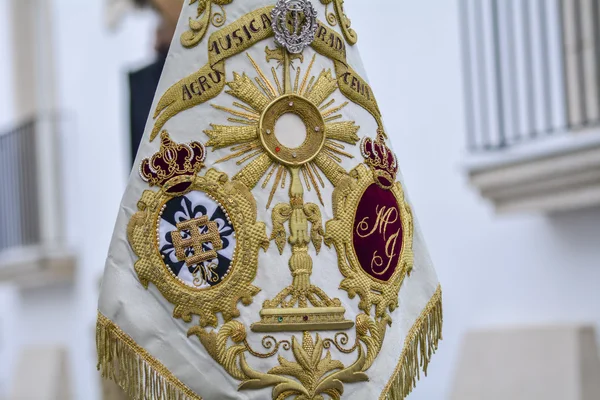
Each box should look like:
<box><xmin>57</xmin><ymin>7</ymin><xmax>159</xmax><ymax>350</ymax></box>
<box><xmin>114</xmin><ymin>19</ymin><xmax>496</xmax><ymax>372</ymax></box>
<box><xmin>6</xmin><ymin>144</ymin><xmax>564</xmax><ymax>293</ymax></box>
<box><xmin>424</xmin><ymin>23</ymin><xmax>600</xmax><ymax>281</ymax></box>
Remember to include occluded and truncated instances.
<box><xmin>0</xmin><ymin>0</ymin><xmax>15</xmax><ymax>127</ymax></box>
<box><xmin>50</xmin><ymin>2</ymin><xmax>156</xmax><ymax>399</ymax></box>
<box><xmin>347</xmin><ymin>0</ymin><xmax>600</xmax><ymax>398</ymax></box>
<box><xmin>0</xmin><ymin>1</ymin><xmax>157</xmax><ymax>399</ymax></box>
<box><xmin>0</xmin><ymin>2</ymin><xmax>19</xmax><ymax>397</ymax></box>
<box><xmin>0</xmin><ymin>286</ymin><xmax>18</xmax><ymax>397</ymax></box>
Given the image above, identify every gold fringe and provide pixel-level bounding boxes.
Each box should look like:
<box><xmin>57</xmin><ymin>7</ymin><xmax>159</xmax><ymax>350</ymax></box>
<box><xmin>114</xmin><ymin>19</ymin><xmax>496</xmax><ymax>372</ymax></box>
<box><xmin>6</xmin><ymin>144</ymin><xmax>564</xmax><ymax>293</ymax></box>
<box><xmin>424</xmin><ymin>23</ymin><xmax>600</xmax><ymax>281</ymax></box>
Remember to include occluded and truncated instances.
<box><xmin>96</xmin><ymin>313</ymin><xmax>202</xmax><ymax>400</ymax></box>
<box><xmin>97</xmin><ymin>286</ymin><xmax>441</xmax><ymax>400</ymax></box>
<box><xmin>380</xmin><ymin>285</ymin><xmax>443</xmax><ymax>400</ymax></box>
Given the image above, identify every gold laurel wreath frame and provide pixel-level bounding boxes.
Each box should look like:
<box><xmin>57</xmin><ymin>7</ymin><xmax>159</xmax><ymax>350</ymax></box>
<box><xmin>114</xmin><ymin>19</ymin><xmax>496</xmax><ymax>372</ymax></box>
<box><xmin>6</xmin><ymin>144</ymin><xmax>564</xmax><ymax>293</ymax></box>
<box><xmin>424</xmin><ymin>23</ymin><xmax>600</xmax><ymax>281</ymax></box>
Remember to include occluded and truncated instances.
<box><xmin>127</xmin><ymin>169</ymin><xmax>269</xmax><ymax>328</ymax></box>
<box><xmin>325</xmin><ymin>164</ymin><xmax>414</xmax><ymax>319</ymax></box>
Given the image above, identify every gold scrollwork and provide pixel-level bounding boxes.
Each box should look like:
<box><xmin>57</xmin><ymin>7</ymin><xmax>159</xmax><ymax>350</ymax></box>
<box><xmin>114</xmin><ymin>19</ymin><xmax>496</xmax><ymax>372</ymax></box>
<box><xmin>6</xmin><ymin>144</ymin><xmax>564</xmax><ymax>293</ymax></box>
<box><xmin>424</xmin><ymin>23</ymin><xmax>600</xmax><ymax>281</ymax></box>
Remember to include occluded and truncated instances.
<box><xmin>97</xmin><ymin>287</ymin><xmax>443</xmax><ymax>400</ymax></box>
<box><xmin>127</xmin><ymin>169</ymin><xmax>269</xmax><ymax>328</ymax></box>
<box><xmin>320</xmin><ymin>0</ymin><xmax>358</xmax><ymax>45</ymax></box>
<box><xmin>323</xmin><ymin>332</ymin><xmax>357</xmax><ymax>354</ymax></box>
<box><xmin>188</xmin><ymin>312</ymin><xmax>393</xmax><ymax>400</ymax></box>
<box><xmin>181</xmin><ymin>0</ymin><xmax>234</xmax><ymax>48</ymax></box>
<box><xmin>325</xmin><ymin>164</ymin><xmax>414</xmax><ymax>319</ymax></box>
<box><xmin>244</xmin><ymin>336</ymin><xmax>291</xmax><ymax>358</ymax></box>
<box><xmin>191</xmin><ymin>262</ymin><xmax>220</xmax><ymax>288</ymax></box>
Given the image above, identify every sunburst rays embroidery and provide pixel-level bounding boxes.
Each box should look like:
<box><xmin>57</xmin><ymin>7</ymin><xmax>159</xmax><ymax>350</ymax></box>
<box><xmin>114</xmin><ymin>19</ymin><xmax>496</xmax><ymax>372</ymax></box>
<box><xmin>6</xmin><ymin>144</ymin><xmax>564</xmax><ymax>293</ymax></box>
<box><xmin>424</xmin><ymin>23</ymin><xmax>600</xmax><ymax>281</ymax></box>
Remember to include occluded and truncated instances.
<box><xmin>205</xmin><ymin>51</ymin><xmax>360</xmax><ymax>208</ymax></box>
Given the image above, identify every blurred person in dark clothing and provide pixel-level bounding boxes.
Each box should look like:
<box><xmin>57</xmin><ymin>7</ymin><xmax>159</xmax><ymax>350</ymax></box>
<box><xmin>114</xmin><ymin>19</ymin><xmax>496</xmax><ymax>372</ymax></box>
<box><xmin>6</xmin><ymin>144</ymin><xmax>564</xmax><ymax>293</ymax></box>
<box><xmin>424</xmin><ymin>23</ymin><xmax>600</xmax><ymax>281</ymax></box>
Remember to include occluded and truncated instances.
<box><xmin>128</xmin><ymin>1</ymin><xmax>180</xmax><ymax>165</ymax></box>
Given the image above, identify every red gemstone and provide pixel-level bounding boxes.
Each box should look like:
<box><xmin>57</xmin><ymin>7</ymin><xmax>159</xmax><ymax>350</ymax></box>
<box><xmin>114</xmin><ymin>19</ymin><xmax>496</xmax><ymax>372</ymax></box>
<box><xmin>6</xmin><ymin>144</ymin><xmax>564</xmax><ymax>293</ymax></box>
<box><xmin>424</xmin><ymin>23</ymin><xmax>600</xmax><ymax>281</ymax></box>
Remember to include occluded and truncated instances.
<box><xmin>275</xmin><ymin>147</ymin><xmax>281</xmax><ymax>153</ymax></box>
<box><xmin>303</xmin><ymin>316</ymin><xmax>309</xmax><ymax>321</ymax></box>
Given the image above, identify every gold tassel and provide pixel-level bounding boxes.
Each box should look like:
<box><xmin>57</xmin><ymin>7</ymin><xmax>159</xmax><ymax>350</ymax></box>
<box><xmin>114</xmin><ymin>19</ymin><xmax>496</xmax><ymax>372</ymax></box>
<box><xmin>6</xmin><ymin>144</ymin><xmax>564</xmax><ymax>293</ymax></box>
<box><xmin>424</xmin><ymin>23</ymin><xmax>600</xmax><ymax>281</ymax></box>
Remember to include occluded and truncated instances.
<box><xmin>96</xmin><ymin>313</ymin><xmax>202</xmax><ymax>400</ymax></box>
<box><xmin>380</xmin><ymin>285</ymin><xmax>443</xmax><ymax>400</ymax></box>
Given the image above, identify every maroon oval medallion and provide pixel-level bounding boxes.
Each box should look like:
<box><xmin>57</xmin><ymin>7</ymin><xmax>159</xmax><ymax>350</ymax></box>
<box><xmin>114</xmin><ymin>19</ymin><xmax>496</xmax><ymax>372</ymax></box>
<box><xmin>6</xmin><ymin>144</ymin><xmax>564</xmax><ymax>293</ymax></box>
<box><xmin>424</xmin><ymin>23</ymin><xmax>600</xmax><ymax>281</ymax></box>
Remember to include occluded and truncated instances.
<box><xmin>352</xmin><ymin>184</ymin><xmax>403</xmax><ymax>282</ymax></box>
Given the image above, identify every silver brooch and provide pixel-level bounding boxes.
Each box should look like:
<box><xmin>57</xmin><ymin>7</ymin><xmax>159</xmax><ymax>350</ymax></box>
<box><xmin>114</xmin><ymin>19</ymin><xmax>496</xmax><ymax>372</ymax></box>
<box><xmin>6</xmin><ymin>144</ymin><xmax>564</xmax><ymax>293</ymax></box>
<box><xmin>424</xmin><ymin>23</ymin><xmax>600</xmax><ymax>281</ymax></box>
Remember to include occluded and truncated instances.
<box><xmin>271</xmin><ymin>0</ymin><xmax>318</xmax><ymax>54</ymax></box>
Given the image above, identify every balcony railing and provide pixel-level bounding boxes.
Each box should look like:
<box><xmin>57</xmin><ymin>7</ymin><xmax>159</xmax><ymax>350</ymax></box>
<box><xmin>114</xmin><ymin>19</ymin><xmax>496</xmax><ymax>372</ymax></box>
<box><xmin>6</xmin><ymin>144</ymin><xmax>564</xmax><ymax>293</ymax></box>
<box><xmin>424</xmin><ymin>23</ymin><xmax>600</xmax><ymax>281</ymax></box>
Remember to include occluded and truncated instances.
<box><xmin>461</xmin><ymin>0</ymin><xmax>600</xmax><ymax>213</ymax></box>
<box><xmin>460</xmin><ymin>0</ymin><xmax>600</xmax><ymax>152</ymax></box>
<box><xmin>0</xmin><ymin>120</ymin><xmax>41</xmax><ymax>252</ymax></box>
<box><xmin>0</xmin><ymin>117</ymin><xmax>75</xmax><ymax>287</ymax></box>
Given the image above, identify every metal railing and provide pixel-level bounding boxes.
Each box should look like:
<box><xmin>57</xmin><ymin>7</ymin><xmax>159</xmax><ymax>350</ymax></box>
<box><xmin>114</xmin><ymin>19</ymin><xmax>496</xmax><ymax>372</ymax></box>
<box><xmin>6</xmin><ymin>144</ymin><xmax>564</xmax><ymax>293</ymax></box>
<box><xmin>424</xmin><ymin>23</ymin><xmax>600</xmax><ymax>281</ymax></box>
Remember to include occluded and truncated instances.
<box><xmin>460</xmin><ymin>0</ymin><xmax>600</xmax><ymax>152</ymax></box>
<box><xmin>0</xmin><ymin>120</ymin><xmax>41</xmax><ymax>252</ymax></box>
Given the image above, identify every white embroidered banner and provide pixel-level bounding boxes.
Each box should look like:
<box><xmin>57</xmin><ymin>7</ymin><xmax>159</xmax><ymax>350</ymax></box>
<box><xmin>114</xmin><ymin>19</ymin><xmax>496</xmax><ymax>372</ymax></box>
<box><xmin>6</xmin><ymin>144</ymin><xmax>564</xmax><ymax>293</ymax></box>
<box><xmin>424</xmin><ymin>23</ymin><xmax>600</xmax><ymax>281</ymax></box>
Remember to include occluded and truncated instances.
<box><xmin>97</xmin><ymin>1</ymin><xmax>442</xmax><ymax>399</ymax></box>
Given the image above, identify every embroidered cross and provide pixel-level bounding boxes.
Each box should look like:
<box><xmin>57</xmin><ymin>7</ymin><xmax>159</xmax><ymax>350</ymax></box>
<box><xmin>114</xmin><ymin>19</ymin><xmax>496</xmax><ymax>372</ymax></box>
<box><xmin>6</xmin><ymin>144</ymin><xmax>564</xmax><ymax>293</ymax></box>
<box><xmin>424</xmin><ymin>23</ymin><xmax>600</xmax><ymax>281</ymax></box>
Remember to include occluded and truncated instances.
<box><xmin>171</xmin><ymin>216</ymin><xmax>223</xmax><ymax>266</ymax></box>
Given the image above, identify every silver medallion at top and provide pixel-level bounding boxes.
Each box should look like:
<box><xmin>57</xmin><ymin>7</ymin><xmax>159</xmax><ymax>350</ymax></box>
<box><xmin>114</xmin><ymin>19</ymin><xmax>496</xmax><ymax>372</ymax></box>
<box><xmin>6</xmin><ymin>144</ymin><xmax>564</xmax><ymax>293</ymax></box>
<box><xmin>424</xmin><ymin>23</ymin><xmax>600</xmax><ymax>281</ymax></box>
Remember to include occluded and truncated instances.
<box><xmin>271</xmin><ymin>0</ymin><xmax>318</xmax><ymax>54</ymax></box>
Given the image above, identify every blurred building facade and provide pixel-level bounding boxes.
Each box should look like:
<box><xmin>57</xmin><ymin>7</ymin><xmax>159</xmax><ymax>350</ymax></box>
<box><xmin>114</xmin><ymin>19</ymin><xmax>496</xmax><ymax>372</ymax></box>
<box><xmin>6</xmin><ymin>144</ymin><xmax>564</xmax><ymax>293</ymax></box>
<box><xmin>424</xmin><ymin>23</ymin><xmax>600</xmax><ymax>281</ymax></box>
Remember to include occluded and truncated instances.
<box><xmin>0</xmin><ymin>0</ymin><xmax>157</xmax><ymax>399</ymax></box>
<box><xmin>349</xmin><ymin>1</ymin><xmax>600</xmax><ymax>398</ymax></box>
<box><xmin>461</xmin><ymin>0</ymin><xmax>600</xmax><ymax>213</ymax></box>
<box><xmin>0</xmin><ymin>0</ymin><xmax>598</xmax><ymax>399</ymax></box>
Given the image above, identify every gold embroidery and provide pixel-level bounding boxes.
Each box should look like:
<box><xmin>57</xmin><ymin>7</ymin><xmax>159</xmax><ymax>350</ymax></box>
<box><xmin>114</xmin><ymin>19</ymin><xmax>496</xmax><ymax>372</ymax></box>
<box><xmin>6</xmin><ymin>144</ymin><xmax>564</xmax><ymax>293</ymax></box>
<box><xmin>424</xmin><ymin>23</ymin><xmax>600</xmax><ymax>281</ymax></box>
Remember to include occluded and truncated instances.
<box><xmin>232</xmin><ymin>152</ymin><xmax>272</xmax><ymax>190</ymax></box>
<box><xmin>313</xmin><ymin>152</ymin><xmax>347</xmax><ymax>188</ymax></box>
<box><xmin>206</xmin><ymin>45</ymin><xmax>363</xmax><ymax>335</ymax></box>
<box><xmin>321</xmin><ymin>0</ymin><xmax>358</xmax><ymax>45</ymax></box>
<box><xmin>191</xmin><ymin>262</ymin><xmax>219</xmax><ymax>287</ymax></box>
<box><xmin>172</xmin><ymin>216</ymin><xmax>223</xmax><ymax>265</ymax></box>
<box><xmin>128</xmin><ymin>169</ymin><xmax>269</xmax><ymax>327</ymax></box>
<box><xmin>188</xmin><ymin>324</ymin><xmax>371</xmax><ymax>399</ymax></box>
<box><xmin>152</xmin><ymin>7</ymin><xmax>383</xmax><ymax>140</ymax></box>
<box><xmin>98</xmin><ymin>286</ymin><xmax>443</xmax><ymax>400</ymax></box>
<box><xmin>259</xmin><ymin>95</ymin><xmax>326</xmax><ymax>167</ymax></box>
<box><xmin>205</xmin><ymin>124</ymin><xmax>257</xmax><ymax>149</ymax></box>
<box><xmin>252</xmin><ymin>332</ymin><xmax>366</xmax><ymax>395</ymax></box>
<box><xmin>356</xmin><ymin>205</ymin><xmax>402</xmax><ymax>277</ymax></box>
<box><xmin>356</xmin><ymin>313</ymin><xmax>389</xmax><ymax>371</ymax></box>
<box><xmin>251</xmin><ymin>167</ymin><xmax>354</xmax><ymax>333</ymax></box>
<box><xmin>152</xmin><ymin>7</ymin><xmax>274</xmax><ymax>140</ymax></box>
<box><xmin>206</xmin><ymin>49</ymin><xmax>360</xmax><ymax>208</ymax></box>
<box><xmin>325</xmin><ymin>164</ymin><xmax>414</xmax><ymax>318</ymax></box>
<box><xmin>310</xmin><ymin>22</ymin><xmax>384</xmax><ymax>133</ymax></box>
<box><xmin>185</xmin><ymin>307</ymin><xmax>400</xmax><ymax>399</ymax></box>
<box><xmin>115</xmin><ymin>6</ymin><xmax>443</xmax><ymax>400</ymax></box>
<box><xmin>140</xmin><ymin>152</ymin><xmax>412</xmax><ymax>399</ymax></box>
<box><xmin>306</xmin><ymin>70</ymin><xmax>338</xmax><ymax>106</ymax></box>
<box><xmin>323</xmin><ymin>332</ymin><xmax>358</xmax><ymax>354</ymax></box>
<box><xmin>181</xmin><ymin>0</ymin><xmax>234</xmax><ymax>48</ymax></box>
<box><xmin>244</xmin><ymin>336</ymin><xmax>291</xmax><ymax>358</ymax></box>
<box><xmin>361</xmin><ymin>136</ymin><xmax>399</xmax><ymax>189</ymax></box>
<box><xmin>356</xmin><ymin>206</ymin><xmax>398</xmax><ymax>239</ymax></box>
<box><xmin>140</xmin><ymin>131</ymin><xmax>206</xmax><ymax>186</ymax></box>
<box><xmin>227</xmin><ymin>72</ymin><xmax>270</xmax><ymax>111</ymax></box>
<box><xmin>380</xmin><ymin>286</ymin><xmax>443</xmax><ymax>400</ymax></box>
<box><xmin>96</xmin><ymin>313</ymin><xmax>202</xmax><ymax>400</ymax></box>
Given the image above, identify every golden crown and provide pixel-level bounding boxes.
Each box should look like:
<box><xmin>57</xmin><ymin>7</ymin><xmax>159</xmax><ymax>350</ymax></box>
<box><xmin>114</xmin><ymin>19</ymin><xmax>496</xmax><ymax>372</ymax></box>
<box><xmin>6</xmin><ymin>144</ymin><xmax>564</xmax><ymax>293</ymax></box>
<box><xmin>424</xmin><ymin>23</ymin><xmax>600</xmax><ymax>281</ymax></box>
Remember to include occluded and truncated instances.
<box><xmin>139</xmin><ymin>131</ymin><xmax>206</xmax><ymax>192</ymax></box>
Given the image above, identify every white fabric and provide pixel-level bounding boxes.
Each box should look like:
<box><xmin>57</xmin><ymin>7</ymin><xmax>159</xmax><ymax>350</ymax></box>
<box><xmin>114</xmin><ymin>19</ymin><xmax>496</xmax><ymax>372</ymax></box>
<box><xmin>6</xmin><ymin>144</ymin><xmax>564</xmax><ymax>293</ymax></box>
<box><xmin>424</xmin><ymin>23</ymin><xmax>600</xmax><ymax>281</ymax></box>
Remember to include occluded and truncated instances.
<box><xmin>98</xmin><ymin>1</ymin><xmax>440</xmax><ymax>398</ymax></box>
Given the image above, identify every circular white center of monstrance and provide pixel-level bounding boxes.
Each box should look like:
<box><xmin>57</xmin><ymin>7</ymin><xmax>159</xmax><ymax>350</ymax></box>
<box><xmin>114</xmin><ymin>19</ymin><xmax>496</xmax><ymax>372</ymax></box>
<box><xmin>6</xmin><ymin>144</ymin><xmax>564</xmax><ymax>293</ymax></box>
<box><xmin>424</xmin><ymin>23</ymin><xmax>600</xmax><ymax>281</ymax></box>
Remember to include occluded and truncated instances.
<box><xmin>274</xmin><ymin>113</ymin><xmax>307</xmax><ymax>149</ymax></box>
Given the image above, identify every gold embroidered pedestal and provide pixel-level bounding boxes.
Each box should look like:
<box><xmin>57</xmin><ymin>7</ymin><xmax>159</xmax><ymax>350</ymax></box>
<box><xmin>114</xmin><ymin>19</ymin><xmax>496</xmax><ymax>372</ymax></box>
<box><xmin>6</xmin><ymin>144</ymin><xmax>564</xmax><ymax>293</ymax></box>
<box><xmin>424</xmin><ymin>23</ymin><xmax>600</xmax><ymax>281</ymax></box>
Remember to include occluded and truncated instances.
<box><xmin>97</xmin><ymin>2</ymin><xmax>442</xmax><ymax>400</ymax></box>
